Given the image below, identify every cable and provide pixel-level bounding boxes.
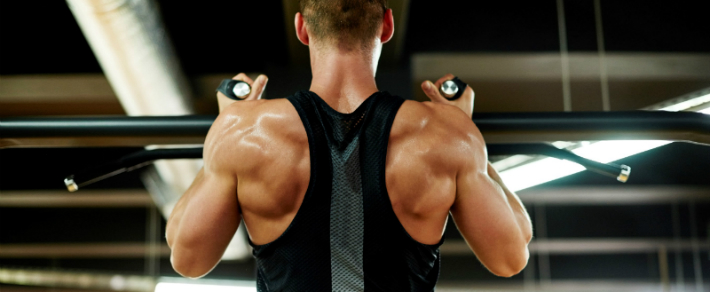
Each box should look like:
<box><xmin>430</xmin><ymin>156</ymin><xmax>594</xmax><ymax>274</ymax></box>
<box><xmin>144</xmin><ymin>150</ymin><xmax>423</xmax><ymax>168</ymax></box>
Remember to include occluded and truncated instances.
<box><xmin>557</xmin><ymin>0</ymin><xmax>572</xmax><ymax>112</ymax></box>
<box><xmin>595</xmin><ymin>0</ymin><xmax>611</xmax><ymax>111</ymax></box>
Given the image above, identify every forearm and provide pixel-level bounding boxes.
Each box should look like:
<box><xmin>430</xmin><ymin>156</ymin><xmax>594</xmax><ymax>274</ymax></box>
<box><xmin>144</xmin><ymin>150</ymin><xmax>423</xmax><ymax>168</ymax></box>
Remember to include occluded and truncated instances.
<box><xmin>487</xmin><ymin>162</ymin><xmax>533</xmax><ymax>242</ymax></box>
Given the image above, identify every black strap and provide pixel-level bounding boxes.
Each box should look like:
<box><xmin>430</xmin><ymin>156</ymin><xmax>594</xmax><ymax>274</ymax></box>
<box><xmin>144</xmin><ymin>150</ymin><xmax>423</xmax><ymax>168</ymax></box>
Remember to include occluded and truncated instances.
<box><xmin>446</xmin><ymin>77</ymin><xmax>468</xmax><ymax>101</ymax></box>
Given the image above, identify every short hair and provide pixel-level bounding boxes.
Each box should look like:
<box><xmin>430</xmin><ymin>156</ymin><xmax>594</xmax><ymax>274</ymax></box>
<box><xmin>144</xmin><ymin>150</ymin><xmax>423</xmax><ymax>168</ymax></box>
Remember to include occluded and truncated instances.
<box><xmin>299</xmin><ymin>0</ymin><xmax>388</xmax><ymax>51</ymax></box>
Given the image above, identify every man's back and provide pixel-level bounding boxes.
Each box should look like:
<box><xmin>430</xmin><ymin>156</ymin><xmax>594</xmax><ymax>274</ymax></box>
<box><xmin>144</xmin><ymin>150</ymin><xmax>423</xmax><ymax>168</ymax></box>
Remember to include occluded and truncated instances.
<box><xmin>217</xmin><ymin>93</ymin><xmax>470</xmax><ymax>248</ymax></box>
<box><xmin>209</xmin><ymin>91</ymin><xmax>471</xmax><ymax>290</ymax></box>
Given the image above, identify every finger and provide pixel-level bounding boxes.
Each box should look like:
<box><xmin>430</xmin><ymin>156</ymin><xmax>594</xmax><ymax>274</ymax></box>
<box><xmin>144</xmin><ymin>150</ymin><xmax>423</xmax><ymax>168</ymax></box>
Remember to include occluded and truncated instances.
<box><xmin>463</xmin><ymin>86</ymin><xmax>475</xmax><ymax>114</ymax></box>
<box><xmin>465</xmin><ymin>86</ymin><xmax>475</xmax><ymax>99</ymax></box>
<box><xmin>232</xmin><ymin>73</ymin><xmax>254</xmax><ymax>85</ymax></box>
<box><xmin>216</xmin><ymin>91</ymin><xmax>229</xmax><ymax>100</ymax></box>
<box><xmin>421</xmin><ymin>80</ymin><xmax>448</xmax><ymax>104</ymax></box>
<box><xmin>245</xmin><ymin>74</ymin><xmax>268</xmax><ymax>101</ymax></box>
<box><xmin>434</xmin><ymin>73</ymin><xmax>455</xmax><ymax>88</ymax></box>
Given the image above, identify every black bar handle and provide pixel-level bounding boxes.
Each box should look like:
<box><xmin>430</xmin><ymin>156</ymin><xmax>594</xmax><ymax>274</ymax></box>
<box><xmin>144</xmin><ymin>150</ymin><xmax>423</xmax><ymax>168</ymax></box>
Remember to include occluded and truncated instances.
<box><xmin>64</xmin><ymin>148</ymin><xmax>203</xmax><ymax>192</ymax></box>
<box><xmin>65</xmin><ymin>143</ymin><xmax>632</xmax><ymax>191</ymax></box>
<box><xmin>487</xmin><ymin>143</ymin><xmax>631</xmax><ymax>182</ymax></box>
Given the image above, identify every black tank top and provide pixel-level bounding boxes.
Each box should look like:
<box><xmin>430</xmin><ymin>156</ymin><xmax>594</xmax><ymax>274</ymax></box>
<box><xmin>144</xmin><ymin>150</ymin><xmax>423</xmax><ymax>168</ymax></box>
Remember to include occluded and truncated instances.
<box><xmin>248</xmin><ymin>91</ymin><xmax>444</xmax><ymax>292</ymax></box>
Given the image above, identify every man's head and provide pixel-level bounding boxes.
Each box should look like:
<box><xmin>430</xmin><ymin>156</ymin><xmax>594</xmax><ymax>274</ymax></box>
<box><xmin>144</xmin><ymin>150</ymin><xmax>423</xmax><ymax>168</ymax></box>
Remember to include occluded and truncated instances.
<box><xmin>296</xmin><ymin>0</ymin><xmax>393</xmax><ymax>52</ymax></box>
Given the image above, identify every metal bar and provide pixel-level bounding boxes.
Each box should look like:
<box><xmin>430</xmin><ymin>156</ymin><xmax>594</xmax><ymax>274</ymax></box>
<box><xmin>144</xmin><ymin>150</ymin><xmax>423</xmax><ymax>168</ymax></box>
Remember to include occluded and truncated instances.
<box><xmin>0</xmin><ymin>190</ymin><xmax>152</xmax><ymax>207</ymax></box>
<box><xmin>64</xmin><ymin>148</ymin><xmax>202</xmax><ymax>192</ymax></box>
<box><xmin>5</xmin><ymin>239</ymin><xmax>707</xmax><ymax>258</ymax></box>
<box><xmin>556</xmin><ymin>0</ymin><xmax>572</xmax><ymax>112</ymax></box>
<box><xmin>0</xmin><ymin>243</ymin><xmax>170</xmax><ymax>258</ymax></box>
<box><xmin>535</xmin><ymin>203</ymin><xmax>551</xmax><ymax>286</ymax></box>
<box><xmin>66</xmin><ymin>143</ymin><xmax>629</xmax><ymax>191</ymax></box>
<box><xmin>0</xmin><ymin>267</ymin><xmax>156</xmax><ymax>292</ymax></box>
<box><xmin>671</xmin><ymin>202</ymin><xmax>685</xmax><ymax>290</ymax></box>
<box><xmin>594</xmin><ymin>0</ymin><xmax>611</xmax><ymax>111</ymax></box>
<box><xmin>659</xmin><ymin>245</ymin><xmax>671</xmax><ymax>292</ymax></box>
<box><xmin>440</xmin><ymin>239</ymin><xmax>710</xmax><ymax>256</ymax></box>
<box><xmin>145</xmin><ymin>205</ymin><xmax>160</xmax><ymax>277</ymax></box>
<box><xmin>488</xmin><ymin>143</ymin><xmax>629</xmax><ymax>181</ymax></box>
<box><xmin>517</xmin><ymin>187</ymin><xmax>710</xmax><ymax>205</ymax></box>
<box><xmin>2</xmin><ymin>111</ymin><xmax>709</xmax><ymax>148</ymax></box>
<box><xmin>3</xmin><ymin>187</ymin><xmax>704</xmax><ymax>208</ymax></box>
<box><xmin>689</xmin><ymin>201</ymin><xmax>705</xmax><ymax>291</ymax></box>
<box><xmin>0</xmin><ymin>116</ymin><xmax>212</xmax><ymax>138</ymax></box>
<box><xmin>436</xmin><ymin>281</ymin><xmax>683</xmax><ymax>292</ymax></box>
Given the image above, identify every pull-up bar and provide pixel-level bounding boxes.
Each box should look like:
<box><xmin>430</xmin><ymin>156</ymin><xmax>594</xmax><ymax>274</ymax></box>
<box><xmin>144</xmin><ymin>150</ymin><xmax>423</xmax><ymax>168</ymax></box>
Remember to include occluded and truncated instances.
<box><xmin>1</xmin><ymin>111</ymin><xmax>709</xmax><ymax>148</ymax></box>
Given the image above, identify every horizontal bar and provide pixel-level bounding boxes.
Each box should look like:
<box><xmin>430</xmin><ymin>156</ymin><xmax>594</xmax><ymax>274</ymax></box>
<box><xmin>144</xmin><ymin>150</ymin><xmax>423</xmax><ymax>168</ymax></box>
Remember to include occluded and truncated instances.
<box><xmin>488</xmin><ymin>143</ymin><xmax>629</xmax><ymax>181</ymax></box>
<box><xmin>2</xmin><ymin>111</ymin><xmax>709</xmax><ymax>148</ymax></box>
<box><xmin>435</xmin><ymin>281</ymin><xmax>681</xmax><ymax>292</ymax></box>
<box><xmin>475</xmin><ymin>111</ymin><xmax>710</xmax><ymax>144</ymax></box>
<box><xmin>3</xmin><ymin>187</ymin><xmax>704</xmax><ymax>208</ymax></box>
<box><xmin>0</xmin><ymin>243</ymin><xmax>169</xmax><ymax>258</ymax></box>
<box><xmin>0</xmin><ymin>190</ymin><xmax>152</xmax><ymax>207</ymax></box>
<box><xmin>441</xmin><ymin>238</ymin><xmax>710</xmax><ymax>255</ymax></box>
<box><xmin>66</xmin><ymin>144</ymin><xmax>629</xmax><ymax>191</ymax></box>
<box><xmin>0</xmin><ymin>267</ymin><xmax>156</xmax><ymax>292</ymax></box>
<box><xmin>65</xmin><ymin>148</ymin><xmax>203</xmax><ymax>192</ymax></box>
<box><xmin>0</xmin><ymin>267</ymin><xmax>679</xmax><ymax>292</ymax></box>
<box><xmin>518</xmin><ymin>187</ymin><xmax>710</xmax><ymax>204</ymax></box>
<box><xmin>3</xmin><ymin>239</ymin><xmax>705</xmax><ymax>258</ymax></box>
<box><xmin>0</xmin><ymin>115</ymin><xmax>213</xmax><ymax>138</ymax></box>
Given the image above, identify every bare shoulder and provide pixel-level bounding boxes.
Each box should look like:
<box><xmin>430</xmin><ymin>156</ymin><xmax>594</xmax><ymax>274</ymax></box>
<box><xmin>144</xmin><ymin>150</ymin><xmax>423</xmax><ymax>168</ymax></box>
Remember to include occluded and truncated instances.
<box><xmin>391</xmin><ymin>100</ymin><xmax>486</xmax><ymax>172</ymax></box>
<box><xmin>204</xmin><ymin>99</ymin><xmax>306</xmax><ymax>170</ymax></box>
<box><xmin>394</xmin><ymin>100</ymin><xmax>484</xmax><ymax>147</ymax></box>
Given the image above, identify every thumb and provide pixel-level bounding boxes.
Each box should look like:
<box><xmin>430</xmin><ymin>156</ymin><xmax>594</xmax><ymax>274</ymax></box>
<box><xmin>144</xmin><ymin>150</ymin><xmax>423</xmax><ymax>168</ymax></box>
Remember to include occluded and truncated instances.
<box><xmin>246</xmin><ymin>74</ymin><xmax>268</xmax><ymax>100</ymax></box>
<box><xmin>421</xmin><ymin>80</ymin><xmax>448</xmax><ymax>104</ymax></box>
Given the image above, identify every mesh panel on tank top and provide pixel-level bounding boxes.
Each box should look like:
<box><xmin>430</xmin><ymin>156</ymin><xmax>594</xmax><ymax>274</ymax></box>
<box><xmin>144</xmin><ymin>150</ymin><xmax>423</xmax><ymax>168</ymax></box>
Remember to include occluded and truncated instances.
<box><xmin>249</xmin><ymin>91</ymin><xmax>444</xmax><ymax>292</ymax></box>
<box><xmin>313</xmin><ymin>93</ymin><xmax>373</xmax><ymax>291</ymax></box>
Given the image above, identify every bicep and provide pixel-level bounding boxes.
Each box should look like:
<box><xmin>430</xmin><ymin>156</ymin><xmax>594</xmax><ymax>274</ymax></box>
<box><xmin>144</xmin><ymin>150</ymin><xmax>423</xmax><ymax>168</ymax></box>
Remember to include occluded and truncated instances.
<box><xmin>450</xmin><ymin>155</ymin><xmax>528</xmax><ymax>275</ymax></box>
<box><xmin>169</xmin><ymin>160</ymin><xmax>240</xmax><ymax>277</ymax></box>
<box><xmin>452</xmin><ymin>167</ymin><xmax>520</xmax><ymax>253</ymax></box>
<box><xmin>180</xmin><ymin>167</ymin><xmax>240</xmax><ymax>250</ymax></box>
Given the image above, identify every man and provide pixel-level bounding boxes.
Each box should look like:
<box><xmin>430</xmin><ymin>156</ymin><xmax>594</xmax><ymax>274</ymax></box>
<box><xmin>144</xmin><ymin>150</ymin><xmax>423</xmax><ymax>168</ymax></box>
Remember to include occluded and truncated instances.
<box><xmin>166</xmin><ymin>0</ymin><xmax>532</xmax><ymax>290</ymax></box>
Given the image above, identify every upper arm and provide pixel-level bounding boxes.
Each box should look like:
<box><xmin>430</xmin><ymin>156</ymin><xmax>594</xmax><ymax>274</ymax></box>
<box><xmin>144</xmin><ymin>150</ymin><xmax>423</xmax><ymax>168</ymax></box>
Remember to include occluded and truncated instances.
<box><xmin>168</xmin><ymin>110</ymin><xmax>243</xmax><ymax>278</ymax></box>
<box><xmin>448</xmin><ymin>116</ymin><xmax>529</xmax><ymax>276</ymax></box>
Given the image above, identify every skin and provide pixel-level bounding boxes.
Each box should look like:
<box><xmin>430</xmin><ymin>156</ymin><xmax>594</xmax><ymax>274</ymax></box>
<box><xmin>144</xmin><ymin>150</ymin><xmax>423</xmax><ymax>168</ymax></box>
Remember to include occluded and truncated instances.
<box><xmin>167</xmin><ymin>8</ymin><xmax>532</xmax><ymax>279</ymax></box>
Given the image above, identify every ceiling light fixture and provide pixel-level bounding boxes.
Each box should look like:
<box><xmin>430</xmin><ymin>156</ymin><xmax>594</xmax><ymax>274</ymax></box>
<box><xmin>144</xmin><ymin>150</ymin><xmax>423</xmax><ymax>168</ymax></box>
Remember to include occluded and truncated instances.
<box><xmin>155</xmin><ymin>278</ymin><xmax>256</xmax><ymax>292</ymax></box>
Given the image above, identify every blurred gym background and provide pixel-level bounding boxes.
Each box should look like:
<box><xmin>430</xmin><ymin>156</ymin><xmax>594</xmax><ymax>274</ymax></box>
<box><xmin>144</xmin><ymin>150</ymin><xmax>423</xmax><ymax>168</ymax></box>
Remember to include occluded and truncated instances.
<box><xmin>1</xmin><ymin>0</ymin><xmax>709</xmax><ymax>291</ymax></box>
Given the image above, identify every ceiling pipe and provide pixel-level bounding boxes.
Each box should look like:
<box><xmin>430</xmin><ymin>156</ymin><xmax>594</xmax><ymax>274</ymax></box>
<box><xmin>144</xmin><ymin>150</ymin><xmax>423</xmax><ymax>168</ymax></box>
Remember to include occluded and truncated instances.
<box><xmin>65</xmin><ymin>0</ymin><xmax>249</xmax><ymax>260</ymax></box>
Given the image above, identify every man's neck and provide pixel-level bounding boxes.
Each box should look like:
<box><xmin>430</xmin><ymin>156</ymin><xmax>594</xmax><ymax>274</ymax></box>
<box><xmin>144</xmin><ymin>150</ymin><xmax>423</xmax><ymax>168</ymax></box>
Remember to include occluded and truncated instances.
<box><xmin>309</xmin><ymin>47</ymin><xmax>380</xmax><ymax>113</ymax></box>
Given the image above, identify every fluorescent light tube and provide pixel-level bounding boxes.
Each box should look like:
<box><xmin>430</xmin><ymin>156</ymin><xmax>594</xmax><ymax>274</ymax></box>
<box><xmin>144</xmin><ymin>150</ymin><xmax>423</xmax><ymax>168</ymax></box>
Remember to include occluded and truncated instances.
<box><xmin>155</xmin><ymin>282</ymin><xmax>256</xmax><ymax>292</ymax></box>
<box><xmin>496</xmin><ymin>91</ymin><xmax>710</xmax><ymax>192</ymax></box>
<box><xmin>155</xmin><ymin>277</ymin><xmax>257</xmax><ymax>292</ymax></box>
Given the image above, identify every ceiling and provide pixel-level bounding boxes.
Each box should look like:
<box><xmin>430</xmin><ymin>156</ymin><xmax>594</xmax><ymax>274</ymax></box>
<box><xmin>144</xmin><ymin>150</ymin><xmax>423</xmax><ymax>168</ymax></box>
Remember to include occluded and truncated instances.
<box><xmin>2</xmin><ymin>0</ymin><xmax>709</xmax><ymax>76</ymax></box>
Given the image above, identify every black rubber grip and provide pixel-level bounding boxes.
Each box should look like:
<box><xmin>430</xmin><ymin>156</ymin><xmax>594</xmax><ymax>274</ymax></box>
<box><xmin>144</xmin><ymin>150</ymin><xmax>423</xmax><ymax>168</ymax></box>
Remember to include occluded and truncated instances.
<box><xmin>216</xmin><ymin>79</ymin><xmax>248</xmax><ymax>100</ymax></box>
<box><xmin>445</xmin><ymin>77</ymin><xmax>468</xmax><ymax>101</ymax></box>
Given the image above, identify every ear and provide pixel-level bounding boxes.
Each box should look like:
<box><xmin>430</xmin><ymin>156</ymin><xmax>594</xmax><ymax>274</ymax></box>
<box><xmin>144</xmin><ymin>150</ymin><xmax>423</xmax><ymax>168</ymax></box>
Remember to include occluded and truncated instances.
<box><xmin>380</xmin><ymin>9</ymin><xmax>395</xmax><ymax>44</ymax></box>
<box><xmin>295</xmin><ymin>12</ymin><xmax>309</xmax><ymax>46</ymax></box>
